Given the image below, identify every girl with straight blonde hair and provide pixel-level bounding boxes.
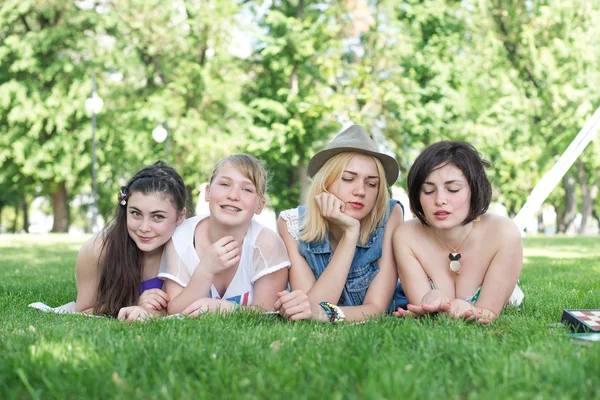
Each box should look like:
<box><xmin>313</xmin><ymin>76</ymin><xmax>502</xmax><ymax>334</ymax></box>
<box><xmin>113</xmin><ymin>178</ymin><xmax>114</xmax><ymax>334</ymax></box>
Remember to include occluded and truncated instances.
<box><xmin>301</xmin><ymin>152</ymin><xmax>390</xmax><ymax>246</ymax></box>
<box><xmin>159</xmin><ymin>154</ymin><xmax>291</xmax><ymax>316</ymax></box>
<box><xmin>275</xmin><ymin>125</ymin><xmax>406</xmax><ymax>323</ymax></box>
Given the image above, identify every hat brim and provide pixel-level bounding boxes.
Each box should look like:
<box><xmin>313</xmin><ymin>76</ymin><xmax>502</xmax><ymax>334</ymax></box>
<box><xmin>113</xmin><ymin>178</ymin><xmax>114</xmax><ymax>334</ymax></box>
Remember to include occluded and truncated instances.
<box><xmin>308</xmin><ymin>147</ymin><xmax>399</xmax><ymax>186</ymax></box>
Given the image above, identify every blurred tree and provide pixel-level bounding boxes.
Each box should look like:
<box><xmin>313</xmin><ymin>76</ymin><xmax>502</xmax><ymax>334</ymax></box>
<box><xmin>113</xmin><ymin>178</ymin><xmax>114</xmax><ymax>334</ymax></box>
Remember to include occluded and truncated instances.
<box><xmin>0</xmin><ymin>0</ymin><xmax>104</xmax><ymax>232</ymax></box>
<box><xmin>1</xmin><ymin>0</ymin><xmax>599</xmax><ymax>233</ymax></box>
<box><xmin>244</xmin><ymin>0</ymin><xmax>344</xmax><ymax>214</ymax></box>
<box><xmin>102</xmin><ymin>0</ymin><xmax>253</xmax><ymax>214</ymax></box>
<box><xmin>488</xmin><ymin>0</ymin><xmax>600</xmax><ymax>231</ymax></box>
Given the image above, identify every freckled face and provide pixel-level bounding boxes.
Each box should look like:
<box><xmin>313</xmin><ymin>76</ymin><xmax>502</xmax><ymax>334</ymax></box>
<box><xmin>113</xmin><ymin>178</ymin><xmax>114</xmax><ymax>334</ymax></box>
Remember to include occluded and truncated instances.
<box><xmin>126</xmin><ymin>192</ymin><xmax>183</xmax><ymax>255</ymax></box>
<box><xmin>419</xmin><ymin>163</ymin><xmax>471</xmax><ymax>228</ymax></box>
<box><xmin>327</xmin><ymin>154</ymin><xmax>380</xmax><ymax>221</ymax></box>
<box><xmin>206</xmin><ymin>163</ymin><xmax>265</xmax><ymax>226</ymax></box>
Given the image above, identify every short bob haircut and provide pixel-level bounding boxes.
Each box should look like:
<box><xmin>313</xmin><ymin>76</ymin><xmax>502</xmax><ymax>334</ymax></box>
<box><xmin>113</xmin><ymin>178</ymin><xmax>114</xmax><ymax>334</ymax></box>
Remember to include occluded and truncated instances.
<box><xmin>407</xmin><ymin>141</ymin><xmax>492</xmax><ymax>226</ymax></box>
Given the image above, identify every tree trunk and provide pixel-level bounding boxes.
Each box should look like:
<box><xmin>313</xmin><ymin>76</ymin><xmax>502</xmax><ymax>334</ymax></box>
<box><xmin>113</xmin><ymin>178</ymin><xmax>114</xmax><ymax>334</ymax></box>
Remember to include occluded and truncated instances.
<box><xmin>298</xmin><ymin>161</ymin><xmax>308</xmax><ymax>205</ymax></box>
<box><xmin>186</xmin><ymin>184</ymin><xmax>196</xmax><ymax>218</ymax></box>
<box><xmin>556</xmin><ymin>174</ymin><xmax>577</xmax><ymax>233</ymax></box>
<box><xmin>577</xmin><ymin>160</ymin><xmax>597</xmax><ymax>235</ymax></box>
<box><xmin>51</xmin><ymin>181</ymin><xmax>70</xmax><ymax>232</ymax></box>
<box><xmin>288</xmin><ymin>0</ymin><xmax>303</xmax><ymax>97</ymax></box>
<box><xmin>577</xmin><ymin>160</ymin><xmax>598</xmax><ymax>235</ymax></box>
<box><xmin>507</xmin><ymin>202</ymin><xmax>516</xmax><ymax>218</ymax></box>
<box><xmin>22</xmin><ymin>198</ymin><xmax>29</xmax><ymax>233</ymax></box>
<box><xmin>593</xmin><ymin>209</ymin><xmax>600</xmax><ymax>234</ymax></box>
<box><xmin>537</xmin><ymin>211</ymin><xmax>545</xmax><ymax>234</ymax></box>
<box><xmin>11</xmin><ymin>204</ymin><xmax>19</xmax><ymax>233</ymax></box>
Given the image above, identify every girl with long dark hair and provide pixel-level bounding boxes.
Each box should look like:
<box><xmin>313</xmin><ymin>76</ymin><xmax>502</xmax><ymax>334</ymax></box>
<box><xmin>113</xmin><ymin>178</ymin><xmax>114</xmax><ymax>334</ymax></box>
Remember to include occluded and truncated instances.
<box><xmin>75</xmin><ymin>161</ymin><xmax>187</xmax><ymax>320</ymax></box>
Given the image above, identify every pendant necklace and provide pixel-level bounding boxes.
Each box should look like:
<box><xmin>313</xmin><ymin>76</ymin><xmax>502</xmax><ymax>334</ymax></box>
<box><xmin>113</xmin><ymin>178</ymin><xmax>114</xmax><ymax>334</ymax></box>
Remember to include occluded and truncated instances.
<box><xmin>435</xmin><ymin>224</ymin><xmax>475</xmax><ymax>274</ymax></box>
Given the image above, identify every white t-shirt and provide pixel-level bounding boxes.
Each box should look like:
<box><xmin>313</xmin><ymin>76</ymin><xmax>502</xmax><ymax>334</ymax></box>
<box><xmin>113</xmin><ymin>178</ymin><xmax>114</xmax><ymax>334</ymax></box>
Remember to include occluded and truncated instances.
<box><xmin>158</xmin><ymin>215</ymin><xmax>291</xmax><ymax>306</ymax></box>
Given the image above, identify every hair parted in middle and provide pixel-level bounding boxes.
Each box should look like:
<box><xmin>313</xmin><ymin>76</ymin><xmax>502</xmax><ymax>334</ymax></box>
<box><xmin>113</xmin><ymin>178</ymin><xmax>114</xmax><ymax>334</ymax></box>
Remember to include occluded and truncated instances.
<box><xmin>407</xmin><ymin>141</ymin><xmax>492</xmax><ymax>226</ymax></box>
<box><xmin>208</xmin><ymin>154</ymin><xmax>269</xmax><ymax>204</ymax></box>
<box><xmin>300</xmin><ymin>151</ymin><xmax>390</xmax><ymax>245</ymax></box>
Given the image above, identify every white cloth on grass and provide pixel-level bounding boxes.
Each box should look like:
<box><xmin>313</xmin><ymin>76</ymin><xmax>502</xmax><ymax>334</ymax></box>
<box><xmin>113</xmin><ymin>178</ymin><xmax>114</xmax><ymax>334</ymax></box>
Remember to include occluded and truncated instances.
<box><xmin>28</xmin><ymin>301</ymin><xmax>94</xmax><ymax>315</ymax></box>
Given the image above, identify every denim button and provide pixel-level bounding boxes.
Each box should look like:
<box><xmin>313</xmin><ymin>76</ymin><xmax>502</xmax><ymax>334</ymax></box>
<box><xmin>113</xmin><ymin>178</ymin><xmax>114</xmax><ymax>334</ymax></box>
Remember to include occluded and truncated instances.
<box><xmin>339</xmin><ymin>297</ymin><xmax>344</xmax><ymax>304</ymax></box>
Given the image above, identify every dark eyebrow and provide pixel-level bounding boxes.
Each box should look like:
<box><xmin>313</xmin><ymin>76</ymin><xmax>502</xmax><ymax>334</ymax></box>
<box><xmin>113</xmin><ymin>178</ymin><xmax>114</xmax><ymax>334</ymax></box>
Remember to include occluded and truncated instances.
<box><xmin>343</xmin><ymin>170</ymin><xmax>380</xmax><ymax>180</ymax></box>
<box><xmin>128</xmin><ymin>206</ymin><xmax>168</xmax><ymax>214</ymax></box>
<box><xmin>423</xmin><ymin>180</ymin><xmax>463</xmax><ymax>185</ymax></box>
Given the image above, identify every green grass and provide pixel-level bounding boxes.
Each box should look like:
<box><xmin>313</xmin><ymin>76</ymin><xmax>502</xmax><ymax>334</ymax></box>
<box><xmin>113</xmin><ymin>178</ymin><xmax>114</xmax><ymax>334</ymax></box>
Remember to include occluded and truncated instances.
<box><xmin>1</xmin><ymin>234</ymin><xmax>599</xmax><ymax>399</ymax></box>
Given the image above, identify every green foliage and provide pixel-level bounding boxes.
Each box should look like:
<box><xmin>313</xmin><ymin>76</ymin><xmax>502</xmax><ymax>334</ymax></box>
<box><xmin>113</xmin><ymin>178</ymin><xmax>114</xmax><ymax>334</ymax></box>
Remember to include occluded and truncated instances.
<box><xmin>244</xmin><ymin>0</ymin><xmax>345</xmax><ymax>212</ymax></box>
<box><xmin>1</xmin><ymin>0</ymin><xmax>599</xmax><ymax>228</ymax></box>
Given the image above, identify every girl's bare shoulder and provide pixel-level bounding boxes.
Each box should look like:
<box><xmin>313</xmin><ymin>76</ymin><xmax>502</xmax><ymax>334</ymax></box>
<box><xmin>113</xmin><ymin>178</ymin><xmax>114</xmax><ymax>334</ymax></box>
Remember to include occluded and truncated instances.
<box><xmin>478</xmin><ymin>213</ymin><xmax>521</xmax><ymax>239</ymax></box>
<box><xmin>76</xmin><ymin>233</ymin><xmax>109</xmax><ymax>272</ymax></box>
<box><xmin>393</xmin><ymin>218</ymin><xmax>426</xmax><ymax>242</ymax></box>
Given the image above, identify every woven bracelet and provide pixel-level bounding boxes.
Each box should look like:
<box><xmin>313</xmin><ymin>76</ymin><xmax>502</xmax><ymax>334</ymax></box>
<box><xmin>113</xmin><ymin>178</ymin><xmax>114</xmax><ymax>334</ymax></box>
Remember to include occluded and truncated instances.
<box><xmin>319</xmin><ymin>301</ymin><xmax>345</xmax><ymax>324</ymax></box>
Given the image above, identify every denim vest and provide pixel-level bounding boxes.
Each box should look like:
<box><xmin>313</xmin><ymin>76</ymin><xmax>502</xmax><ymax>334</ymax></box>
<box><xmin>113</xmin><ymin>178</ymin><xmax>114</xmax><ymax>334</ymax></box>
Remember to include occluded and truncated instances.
<box><xmin>298</xmin><ymin>199</ymin><xmax>408</xmax><ymax>312</ymax></box>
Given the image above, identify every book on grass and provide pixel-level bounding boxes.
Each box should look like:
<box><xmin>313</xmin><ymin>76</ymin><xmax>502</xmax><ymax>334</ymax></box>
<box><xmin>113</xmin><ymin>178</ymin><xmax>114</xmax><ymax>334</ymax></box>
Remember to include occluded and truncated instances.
<box><xmin>561</xmin><ymin>309</ymin><xmax>600</xmax><ymax>333</ymax></box>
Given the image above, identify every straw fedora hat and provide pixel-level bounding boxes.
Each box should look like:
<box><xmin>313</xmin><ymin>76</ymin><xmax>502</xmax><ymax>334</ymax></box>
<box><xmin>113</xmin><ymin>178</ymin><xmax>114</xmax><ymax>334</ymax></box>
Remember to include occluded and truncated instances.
<box><xmin>307</xmin><ymin>124</ymin><xmax>399</xmax><ymax>186</ymax></box>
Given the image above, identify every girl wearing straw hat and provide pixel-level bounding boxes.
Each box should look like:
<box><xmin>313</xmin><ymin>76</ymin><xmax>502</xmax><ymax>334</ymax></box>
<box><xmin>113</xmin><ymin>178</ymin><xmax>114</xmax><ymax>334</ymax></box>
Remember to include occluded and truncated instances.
<box><xmin>275</xmin><ymin>125</ymin><xmax>406</xmax><ymax>323</ymax></box>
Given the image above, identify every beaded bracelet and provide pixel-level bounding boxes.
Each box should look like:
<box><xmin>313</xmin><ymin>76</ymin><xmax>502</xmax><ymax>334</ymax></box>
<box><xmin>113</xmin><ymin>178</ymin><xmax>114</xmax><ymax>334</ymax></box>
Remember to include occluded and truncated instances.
<box><xmin>319</xmin><ymin>301</ymin><xmax>345</xmax><ymax>324</ymax></box>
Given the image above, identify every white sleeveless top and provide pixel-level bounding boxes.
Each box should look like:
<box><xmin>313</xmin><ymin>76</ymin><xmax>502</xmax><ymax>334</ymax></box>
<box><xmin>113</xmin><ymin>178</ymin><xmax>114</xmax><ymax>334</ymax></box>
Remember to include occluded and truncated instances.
<box><xmin>158</xmin><ymin>214</ymin><xmax>290</xmax><ymax>306</ymax></box>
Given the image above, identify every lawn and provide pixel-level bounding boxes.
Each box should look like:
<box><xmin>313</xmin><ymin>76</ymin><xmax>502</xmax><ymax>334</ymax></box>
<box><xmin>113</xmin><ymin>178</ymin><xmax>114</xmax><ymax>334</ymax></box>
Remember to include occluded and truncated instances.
<box><xmin>1</xmin><ymin>234</ymin><xmax>599</xmax><ymax>399</ymax></box>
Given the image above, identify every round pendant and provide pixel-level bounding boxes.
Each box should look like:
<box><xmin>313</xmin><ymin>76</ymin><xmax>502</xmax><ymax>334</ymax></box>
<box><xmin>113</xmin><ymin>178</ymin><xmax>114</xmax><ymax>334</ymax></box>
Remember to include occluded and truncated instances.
<box><xmin>449</xmin><ymin>260</ymin><xmax>462</xmax><ymax>274</ymax></box>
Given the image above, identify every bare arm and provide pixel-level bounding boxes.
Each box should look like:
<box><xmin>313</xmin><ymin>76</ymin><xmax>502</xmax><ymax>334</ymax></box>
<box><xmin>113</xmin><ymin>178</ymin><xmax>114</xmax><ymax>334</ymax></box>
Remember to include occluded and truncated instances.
<box><xmin>166</xmin><ymin>236</ymin><xmax>241</xmax><ymax>314</ymax></box>
<box><xmin>252</xmin><ymin>268</ymin><xmax>289</xmax><ymax>311</ymax></box>
<box><xmin>277</xmin><ymin>216</ymin><xmax>317</xmax><ymax>292</ymax></box>
<box><xmin>277</xmin><ymin>203</ymin><xmax>360</xmax><ymax>304</ymax></box>
<box><xmin>75</xmin><ymin>234</ymin><xmax>103</xmax><ymax>313</ymax></box>
<box><xmin>473</xmin><ymin>218</ymin><xmax>523</xmax><ymax>317</ymax></box>
<box><xmin>166</xmin><ymin>268</ymin><xmax>214</xmax><ymax>314</ymax></box>
<box><xmin>277</xmin><ymin>204</ymin><xmax>404</xmax><ymax>323</ymax></box>
<box><xmin>393</xmin><ymin>222</ymin><xmax>435</xmax><ymax>306</ymax></box>
<box><xmin>250</xmin><ymin>229</ymin><xmax>291</xmax><ymax>310</ymax></box>
<box><xmin>299</xmin><ymin>193</ymin><xmax>362</xmax><ymax>303</ymax></box>
<box><xmin>338</xmin><ymin>204</ymin><xmax>404</xmax><ymax>322</ymax></box>
<box><xmin>305</xmin><ymin>229</ymin><xmax>359</xmax><ymax>304</ymax></box>
<box><xmin>162</xmin><ymin>239</ymin><xmax>214</xmax><ymax>314</ymax></box>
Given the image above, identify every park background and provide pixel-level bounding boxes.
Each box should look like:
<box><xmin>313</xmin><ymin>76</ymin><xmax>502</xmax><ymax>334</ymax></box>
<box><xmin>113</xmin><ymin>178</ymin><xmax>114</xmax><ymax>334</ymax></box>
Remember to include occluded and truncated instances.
<box><xmin>2</xmin><ymin>2</ymin><xmax>600</xmax><ymax>399</ymax></box>
<box><xmin>1</xmin><ymin>0</ymin><xmax>600</xmax><ymax>235</ymax></box>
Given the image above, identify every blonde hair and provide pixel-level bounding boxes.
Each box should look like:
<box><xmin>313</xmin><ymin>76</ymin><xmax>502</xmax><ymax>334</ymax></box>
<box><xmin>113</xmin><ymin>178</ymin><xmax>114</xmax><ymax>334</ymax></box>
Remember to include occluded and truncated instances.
<box><xmin>300</xmin><ymin>152</ymin><xmax>390</xmax><ymax>245</ymax></box>
<box><xmin>209</xmin><ymin>154</ymin><xmax>268</xmax><ymax>204</ymax></box>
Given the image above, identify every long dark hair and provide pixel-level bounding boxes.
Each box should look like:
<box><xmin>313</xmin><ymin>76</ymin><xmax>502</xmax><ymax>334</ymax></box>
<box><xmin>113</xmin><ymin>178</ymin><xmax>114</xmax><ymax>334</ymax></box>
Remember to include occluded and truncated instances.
<box><xmin>94</xmin><ymin>161</ymin><xmax>187</xmax><ymax>317</ymax></box>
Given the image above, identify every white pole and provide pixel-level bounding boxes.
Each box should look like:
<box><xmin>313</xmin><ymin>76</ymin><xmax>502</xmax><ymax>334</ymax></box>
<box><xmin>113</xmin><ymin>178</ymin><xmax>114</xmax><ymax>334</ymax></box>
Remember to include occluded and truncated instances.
<box><xmin>513</xmin><ymin>106</ymin><xmax>600</xmax><ymax>232</ymax></box>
